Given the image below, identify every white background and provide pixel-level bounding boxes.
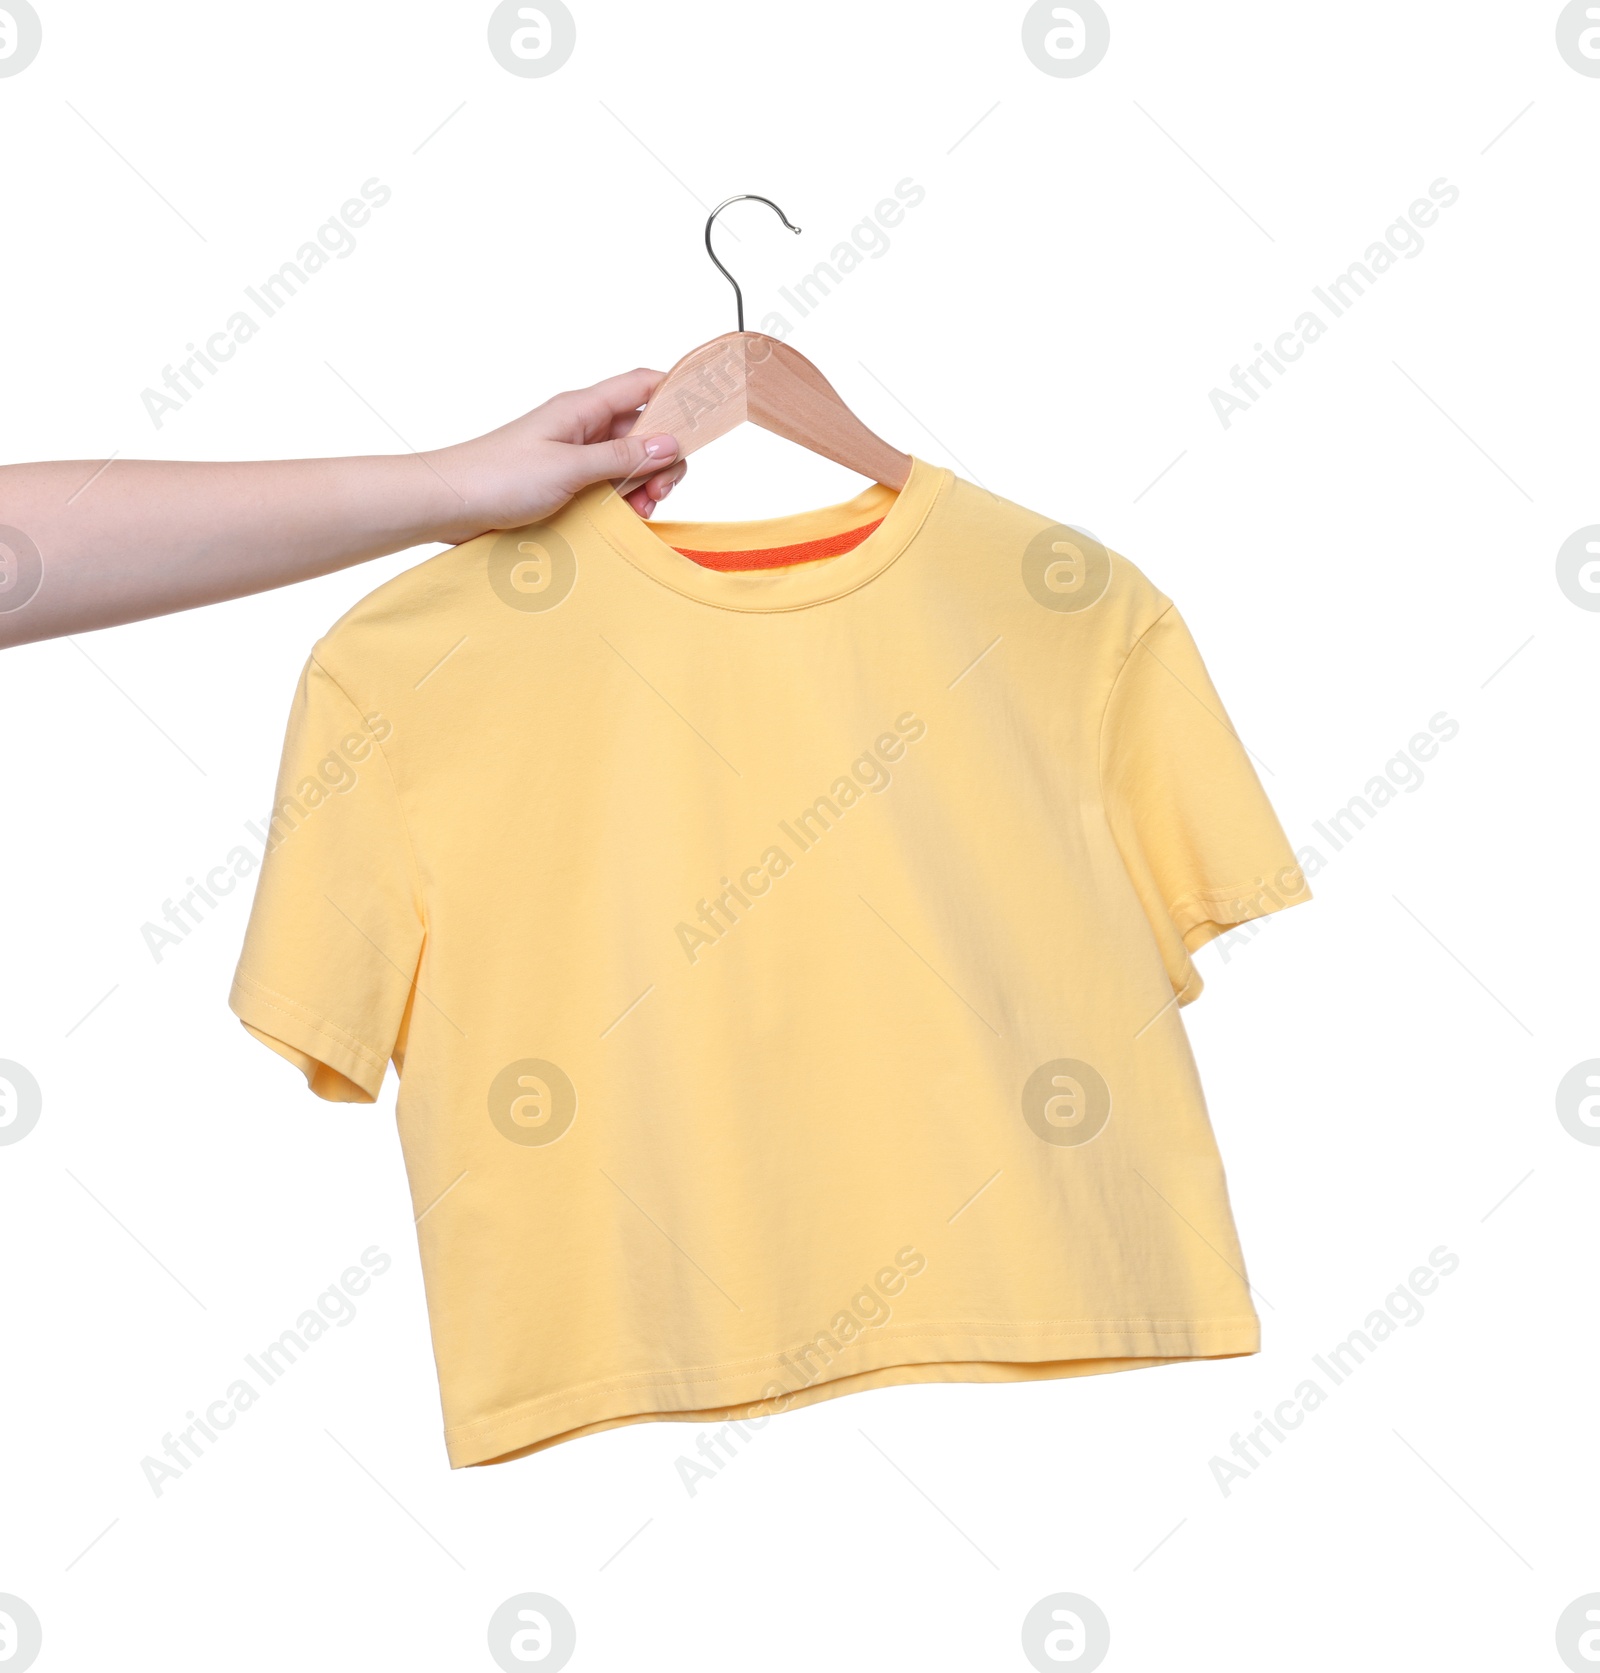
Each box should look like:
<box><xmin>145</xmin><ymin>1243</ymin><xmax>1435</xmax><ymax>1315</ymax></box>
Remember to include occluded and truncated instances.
<box><xmin>1</xmin><ymin>3</ymin><xmax>1596</xmax><ymax>1669</ymax></box>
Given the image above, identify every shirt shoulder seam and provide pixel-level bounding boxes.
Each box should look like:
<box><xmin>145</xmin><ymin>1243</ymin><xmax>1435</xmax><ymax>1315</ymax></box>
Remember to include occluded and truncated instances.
<box><xmin>306</xmin><ymin>652</ymin><xmax>428</xmax><ymax>934</ymax></box>
<box><xmin>1095</xmin><ymin>598</ymin><xmax>1178</xmax><ymax>810</ymax></box>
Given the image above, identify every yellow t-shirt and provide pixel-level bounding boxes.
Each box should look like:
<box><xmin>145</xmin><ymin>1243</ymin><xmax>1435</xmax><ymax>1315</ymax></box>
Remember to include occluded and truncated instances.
<box><xmin>231</xmin><ymin>459</ymin><xmax>1309</xmax><ymax>1466</ymax></box>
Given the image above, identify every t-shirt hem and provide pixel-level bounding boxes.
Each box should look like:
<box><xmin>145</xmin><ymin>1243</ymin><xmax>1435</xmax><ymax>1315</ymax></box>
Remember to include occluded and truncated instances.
<box><xmin>229</xmin><ymin>971</ymin><xmax>389</xmax><ymax>1101</ymax></box>
<box><xmin>1168</xmin><ymin>868</ymin><xmax>1313</xmax><ymax>1001</ymax></box>
<box><xmin>1174</xmin><ymin>872</ymin><xmax>1312</xmax><ymax>945</ymax></box>
<box><xmin>442</xmin><ymin>1317</ymin><xmax>1261</xmax><ymax>1466</ymax></box>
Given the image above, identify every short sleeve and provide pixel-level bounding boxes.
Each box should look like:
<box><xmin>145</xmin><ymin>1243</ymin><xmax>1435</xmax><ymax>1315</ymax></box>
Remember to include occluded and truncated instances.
<box><xmin>229</xmin><ymin>656</ymin><xmax>423</xmax><ymax>1102</ymax></box>
<box><xmin>1100</xmin><ymin>604</ymin><xmax>1309</xmax><ymax>1004</ymax></box>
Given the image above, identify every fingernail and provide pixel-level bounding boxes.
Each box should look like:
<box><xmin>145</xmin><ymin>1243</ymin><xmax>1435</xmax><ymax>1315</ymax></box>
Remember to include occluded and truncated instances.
<box><xmin>644</xmin><ymin>434</ymin><xmax>677</xmax><ymax>459</ymax></box>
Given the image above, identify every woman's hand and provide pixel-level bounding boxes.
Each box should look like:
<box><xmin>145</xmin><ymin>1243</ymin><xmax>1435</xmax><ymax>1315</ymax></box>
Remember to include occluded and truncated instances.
<box><xmin>425</xmin><ymin>367</ymin><xmax>684</xmax><ymax>540</ymax></box>
<box><xmin>0</xmin><ymin>369</ymin><xmax>683</xmax><ymax>647</ymax></box>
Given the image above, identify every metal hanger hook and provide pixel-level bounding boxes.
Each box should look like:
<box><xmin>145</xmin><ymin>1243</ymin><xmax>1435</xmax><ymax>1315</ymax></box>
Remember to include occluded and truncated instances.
<box><xmin>704</xmin><ymin>194</ymin><xmax>801</xmax><ymax>333</ymax></box>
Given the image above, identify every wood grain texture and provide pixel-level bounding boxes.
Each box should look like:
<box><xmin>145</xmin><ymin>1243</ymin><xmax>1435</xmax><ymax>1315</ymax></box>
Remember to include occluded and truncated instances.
<box><xmin>630</xmin><ymin>332</ymin><xmax>912</xmax><ymax>489</ymax></box>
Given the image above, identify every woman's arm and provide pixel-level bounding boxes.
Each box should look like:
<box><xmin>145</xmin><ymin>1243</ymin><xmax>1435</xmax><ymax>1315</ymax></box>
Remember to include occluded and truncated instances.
<box><xmin>0</xmin><ymin>368</ymin><xmax>681</xmax><ymax>648</ymax></box>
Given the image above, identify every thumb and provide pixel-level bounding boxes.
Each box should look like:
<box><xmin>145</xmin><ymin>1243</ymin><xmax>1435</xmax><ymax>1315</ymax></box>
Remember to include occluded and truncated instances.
<box><xmin>562</xmin><ymin>431</ymin><xmax>679</xmax><ymax>492</ymax></box>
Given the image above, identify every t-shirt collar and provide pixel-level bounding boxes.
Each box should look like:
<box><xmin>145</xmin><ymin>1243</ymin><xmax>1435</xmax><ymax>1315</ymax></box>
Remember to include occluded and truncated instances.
<box><xmin>574</xmin><ymin>455</ymin><xmax>949</xmax><ymax>612</ymax></box>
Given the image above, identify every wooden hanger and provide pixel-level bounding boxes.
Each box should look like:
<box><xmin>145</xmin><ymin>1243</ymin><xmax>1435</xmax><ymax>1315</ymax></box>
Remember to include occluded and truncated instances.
<box><xmin>626</xmin><ymin>195</ymin><xmax>912</xmax><ymax>491</ymax></box>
